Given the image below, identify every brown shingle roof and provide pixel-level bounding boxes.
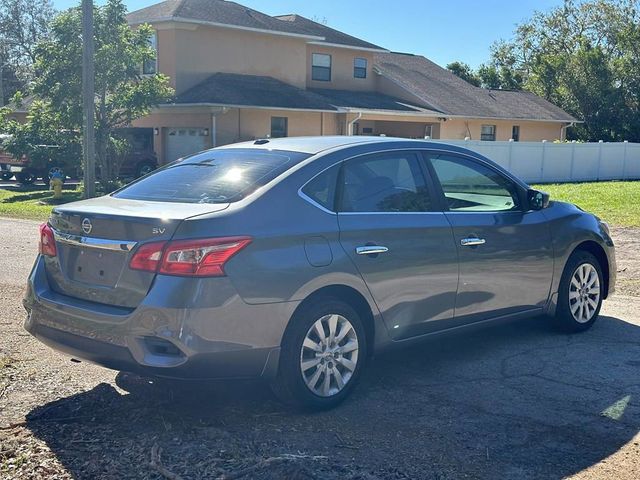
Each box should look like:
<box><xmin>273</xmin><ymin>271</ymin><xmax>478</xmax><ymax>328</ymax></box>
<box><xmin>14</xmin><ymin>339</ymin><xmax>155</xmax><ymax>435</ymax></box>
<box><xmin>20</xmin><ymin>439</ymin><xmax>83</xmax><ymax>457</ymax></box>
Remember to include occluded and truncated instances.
<box><xmin>174</xmin><ymin>73</ymin><xmax>337</xmax><ymax>110</ymax></box>
<box><xmin>173</xmin><ymin>73</ymin><xmax>432</xmax><ymax>114</ymax></box>
<box><xmin>274</xmin><ymin>14</ymin><xmax>384</xmax><ymax>50</ymax></box>
<box><xmin>127</xmin><ymin>0</ymin><xmax>321</xmax><ymax>38</ymax></box>
<box><xmin>309</xmin><ymin>88</ymin><xmax>437</xmax><ymax>113</ymax></box>
<box><xmin>127</xmin><ymin>1</ymin><xmax>384</xmax><ymax>50</ymax></box>
<box><xmin>374</xmin><ymin>52</ymin><xmax>577</xmax><ymax>122</ymax></box>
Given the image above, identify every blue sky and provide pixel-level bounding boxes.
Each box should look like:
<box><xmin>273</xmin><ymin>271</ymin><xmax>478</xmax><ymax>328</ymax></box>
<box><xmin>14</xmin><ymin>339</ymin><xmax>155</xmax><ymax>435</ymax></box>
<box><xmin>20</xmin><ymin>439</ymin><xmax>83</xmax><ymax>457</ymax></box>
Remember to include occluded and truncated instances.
<box><xmin>51</xmin><ymin>0</ymin><xmax>562</xmax><ymax>67</ymax></box>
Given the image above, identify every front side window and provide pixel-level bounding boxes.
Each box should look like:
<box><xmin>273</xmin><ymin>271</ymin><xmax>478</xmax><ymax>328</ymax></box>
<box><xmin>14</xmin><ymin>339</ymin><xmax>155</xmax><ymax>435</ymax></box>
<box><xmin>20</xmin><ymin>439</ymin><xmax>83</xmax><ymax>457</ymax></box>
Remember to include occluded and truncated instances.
<box><xmin>354</xmin><ymin>57</ymin><xmax>367</xmax><ymax>78</ymax></box>
<box><xmin>480</xmin><ymin>124</ymin><xmax>496</xmax><ymax>141</ymax></box>
<box><xmin>429</xmin><ymin>154</ymin><xmax>520</xmax><ymax>212</ymax></box>
<box><xmin>312</xmin><ymin>53</ymin><xmax>332</xmax><ymax>81</ymax></box>
<box><xmin>114</xmin><ymin>149</ymin><xmax>310</xmax><ymax>204</ymax></box>
<box><xmin>339</xmin><ymin>153</ymin><xmax>432</xmax><ymax>213</ymax></box>
<box><xmin>142</xmin><ymin>31</ymin><xmax>158</xmax><ymax>75</ymax></box>
<box><xmin>271</xmin><ymin>117</ymin><xmax>288</xmax><ymax>138</ymax></box>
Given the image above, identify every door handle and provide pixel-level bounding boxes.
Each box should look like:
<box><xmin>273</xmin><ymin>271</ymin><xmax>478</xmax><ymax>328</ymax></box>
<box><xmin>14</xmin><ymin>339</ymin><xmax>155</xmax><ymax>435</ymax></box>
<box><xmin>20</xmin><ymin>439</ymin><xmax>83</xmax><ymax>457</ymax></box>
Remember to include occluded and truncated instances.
<box><xmin>461</xmin><ymin>237</ymin><xmax>486</xmax><ymax>247</ymax></box>
<box><xmin>356</xmin><ymin>245</ymin><xmax>389</xmax><ymax>255</ymax></box>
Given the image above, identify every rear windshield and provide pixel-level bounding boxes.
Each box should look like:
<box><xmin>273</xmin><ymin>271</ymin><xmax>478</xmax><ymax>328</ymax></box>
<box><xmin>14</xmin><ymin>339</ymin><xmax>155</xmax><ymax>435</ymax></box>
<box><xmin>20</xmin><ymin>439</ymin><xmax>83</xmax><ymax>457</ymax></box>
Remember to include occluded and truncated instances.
<box><xmin>113</xmin><ymin>148</ymin><xmax>311</xmax><ymax>204</ymax></box>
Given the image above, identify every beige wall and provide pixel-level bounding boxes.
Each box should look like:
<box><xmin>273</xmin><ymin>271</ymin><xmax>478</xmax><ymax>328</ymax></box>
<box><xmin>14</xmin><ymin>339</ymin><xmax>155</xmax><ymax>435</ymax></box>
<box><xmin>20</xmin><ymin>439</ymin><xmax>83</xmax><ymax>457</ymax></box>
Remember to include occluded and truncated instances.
<box><xmin>215</xmin><ymin>108</ymin><xmax>340</xmax><ymax>145</ymax></box>
<box><xmin>306</xmin><ymin>46</ymin><xmax>375</xmax><ymax>91</ymax></box>
<box><xmin>157</xmin><ymin>23</ymin><xmax>309</xmax><ymax>94</ymax></box>
<box><xmin>440</xmin><ymin>119</ymin><xmax>565</xmax><ymax>142</ymax></box>
<box><xmin>132</xmin><ymin>107</ymin><xmax>567</xmax><ymax>165</ymax></box>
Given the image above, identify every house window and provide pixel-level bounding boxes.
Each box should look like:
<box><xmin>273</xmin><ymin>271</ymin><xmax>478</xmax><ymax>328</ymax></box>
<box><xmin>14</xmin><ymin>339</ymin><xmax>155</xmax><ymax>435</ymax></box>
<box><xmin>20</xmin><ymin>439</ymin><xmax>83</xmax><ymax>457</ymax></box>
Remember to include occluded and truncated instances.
<box><xmin>512</xmin><ymin>125</ymin><xmax>520</xmax><ymax>142</ymax></box>
<box><xmin>481</xmin><ymin>125</ymin><xmax>496</xmax><ymax>141</ymax></box>
<box><xmin>354</xmin><ymin>57</ymin><xmax>367</xmax><ymax>78</ymax></box>
<box><xmin>271</xmin><ymin>117</ymin><xmax>288</xmax><ymax>138</ymax></box>
<box><xmin>142</xmin><ymin>31</ymin><xmax>158</xmax><ymax>75</ymax></box>
<box><xmin>312</xmin><ymin>53</ymin><xmax>331</xmax><ymax>81</ymax></box>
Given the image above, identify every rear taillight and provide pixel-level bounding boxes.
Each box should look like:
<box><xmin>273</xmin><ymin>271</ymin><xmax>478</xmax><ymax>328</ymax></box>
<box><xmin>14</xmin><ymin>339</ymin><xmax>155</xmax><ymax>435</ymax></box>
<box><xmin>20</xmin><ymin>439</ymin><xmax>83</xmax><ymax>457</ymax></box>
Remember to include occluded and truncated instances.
<box><xmin>129</xmin><ymin>237</ymin><xmax>251</xmax><ymax>277</ymax></box>
<box><xmin>39</xmin><ymin>223</ymin><xmax>57</xmax><ymax>257</ymax></box>
<box><xmin>129</xmin><ymin>241</ymin><xmax>166</xmax><ymax>272</ymax></box>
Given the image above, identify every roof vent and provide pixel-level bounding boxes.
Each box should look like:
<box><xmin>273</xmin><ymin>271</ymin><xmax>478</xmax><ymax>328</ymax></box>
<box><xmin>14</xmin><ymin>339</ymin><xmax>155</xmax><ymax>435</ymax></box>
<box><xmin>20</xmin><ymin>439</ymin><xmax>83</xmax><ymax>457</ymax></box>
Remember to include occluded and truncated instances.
<box><xmin>254</xmin><ymin>139</ymin><xmax>270</xmax><ymax>145</ymax></box>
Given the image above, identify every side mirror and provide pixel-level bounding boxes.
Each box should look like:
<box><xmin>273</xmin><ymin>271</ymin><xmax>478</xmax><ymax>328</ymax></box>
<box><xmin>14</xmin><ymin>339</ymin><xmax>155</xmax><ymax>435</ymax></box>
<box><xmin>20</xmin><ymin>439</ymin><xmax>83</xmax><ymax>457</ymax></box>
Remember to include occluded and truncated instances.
<box><xmin>528</xmin><ymin>189</ymin><xmax>550</xmax><ymax>210</ymax></box>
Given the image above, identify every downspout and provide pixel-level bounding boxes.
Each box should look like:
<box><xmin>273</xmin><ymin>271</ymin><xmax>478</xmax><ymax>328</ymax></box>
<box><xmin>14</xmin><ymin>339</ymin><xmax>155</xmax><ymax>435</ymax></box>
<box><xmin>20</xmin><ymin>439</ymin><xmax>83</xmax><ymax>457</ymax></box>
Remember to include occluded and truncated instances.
<box><xmin>561</xmin><ymin>121</ymin><xmax>576</xmax><ymax>141</ymax></box>
<box><xmin>347</xmin><ymin>112</ymin><xmax>362</xmax><ymax>136</ymax></box>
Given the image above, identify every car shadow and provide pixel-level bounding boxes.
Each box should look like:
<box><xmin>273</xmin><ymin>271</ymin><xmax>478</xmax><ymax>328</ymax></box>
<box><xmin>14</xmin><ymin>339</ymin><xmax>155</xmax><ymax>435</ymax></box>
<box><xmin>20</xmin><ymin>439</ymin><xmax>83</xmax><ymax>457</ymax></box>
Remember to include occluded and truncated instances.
<box><xmin>24</xmin><ymin>314</ymin><xmax>640</xmax><ymax>479</ymax></box>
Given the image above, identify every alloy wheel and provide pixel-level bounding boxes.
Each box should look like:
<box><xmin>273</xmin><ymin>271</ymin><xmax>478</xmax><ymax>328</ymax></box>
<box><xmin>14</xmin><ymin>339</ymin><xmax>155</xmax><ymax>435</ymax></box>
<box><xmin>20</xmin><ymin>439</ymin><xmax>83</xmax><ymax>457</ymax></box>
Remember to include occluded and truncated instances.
<box><xmin>569</xmin><ymin>263</ymin><xmax>601</xmax><ymax>323</ymax></box>
<box><xmin>300</xmin><ymin>314</ymin><xmax>359</xmax><ymax>397</ymax></box>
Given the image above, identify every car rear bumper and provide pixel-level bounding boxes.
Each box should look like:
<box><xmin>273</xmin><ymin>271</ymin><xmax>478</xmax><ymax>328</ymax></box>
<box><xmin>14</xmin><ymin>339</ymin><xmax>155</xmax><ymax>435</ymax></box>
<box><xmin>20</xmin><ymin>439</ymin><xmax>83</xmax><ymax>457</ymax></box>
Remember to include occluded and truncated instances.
<box><xmin>23</xmin><ymin>256</ymin><xmax>298</xmax><ymax>379</ymax></box>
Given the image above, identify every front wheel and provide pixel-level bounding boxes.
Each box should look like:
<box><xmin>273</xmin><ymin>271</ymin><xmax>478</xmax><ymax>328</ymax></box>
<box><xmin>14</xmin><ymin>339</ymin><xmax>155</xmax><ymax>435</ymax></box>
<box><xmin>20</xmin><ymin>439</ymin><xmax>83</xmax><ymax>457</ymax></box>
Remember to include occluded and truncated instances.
<box><xmin>0</xmin><ymin>171</ymin><xmax>13</xmax><ymax>181</ymax></box>
<box><xmin>554</xmin><ymin>250</ymin><xmax>604</xmax><ymax>332</ymax></box>
<box><xmin>271</xmin><ymin>298</ymin><xmax>367</xmax><ymax>410</ymax></box>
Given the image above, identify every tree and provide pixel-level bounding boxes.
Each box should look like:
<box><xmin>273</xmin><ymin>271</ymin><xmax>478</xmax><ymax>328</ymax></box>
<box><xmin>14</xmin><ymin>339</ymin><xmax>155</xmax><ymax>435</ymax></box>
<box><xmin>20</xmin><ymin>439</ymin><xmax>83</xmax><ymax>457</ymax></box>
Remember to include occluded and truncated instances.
<box><xmin>447</xmin><ymin>60</ymin><xmax>523</xmax><ymax>90</ymax></box>
<box><xmin>0</xmin><ymin>0</ymin><xmax>55</xmax><ymax>105</ymax></box>
<box><xmin>486</xmin><ymin>0</ymin><xmax>640</xmax><ymax>141</ymax></box>
<box><xmin>446</xmin><ymin>61</ymin><xmax>481</xmax><ymax>87</ymax></box>
<box><xmin>30</xmin><ymin>0</ymin><xmax>173</xmax><ymax>183</ymax></box>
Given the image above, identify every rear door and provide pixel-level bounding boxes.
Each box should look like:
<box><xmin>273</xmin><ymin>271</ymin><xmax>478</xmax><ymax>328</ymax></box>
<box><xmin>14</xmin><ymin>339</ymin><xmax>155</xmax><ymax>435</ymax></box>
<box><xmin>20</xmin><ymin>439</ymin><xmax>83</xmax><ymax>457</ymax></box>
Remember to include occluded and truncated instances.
<box><xmin>336</xmin><ymin>150</ymin><xmax>459</xmax><ymax>340</ymax></box>
<box><xmin>425</xmin><ymin>152</ymin><xmax>553</xmax><ymax>322</ymax></box>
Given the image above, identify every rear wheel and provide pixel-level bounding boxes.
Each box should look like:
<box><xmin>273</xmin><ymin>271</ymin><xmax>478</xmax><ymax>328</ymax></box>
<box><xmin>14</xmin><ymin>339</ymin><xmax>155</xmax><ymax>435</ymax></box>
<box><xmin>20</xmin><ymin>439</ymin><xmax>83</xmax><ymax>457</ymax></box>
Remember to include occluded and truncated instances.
<box><xmin>0</xmin><ymin>172</ymin><xmax>13</xmax><ymax>181</ymax></box>
<box><xmin>271</xmin><ymin>297</ymin><xmax>367</xmax><ymax>410</ymax></box>
<box><xmin>554</xmin><ymin>250</ymin><xmax>604</xmax><ymax>332</ymax></box>
<box><xmin>15</xmin><ymin>169</ymin><xmax>37</xmax><ymax>185</ymax></box>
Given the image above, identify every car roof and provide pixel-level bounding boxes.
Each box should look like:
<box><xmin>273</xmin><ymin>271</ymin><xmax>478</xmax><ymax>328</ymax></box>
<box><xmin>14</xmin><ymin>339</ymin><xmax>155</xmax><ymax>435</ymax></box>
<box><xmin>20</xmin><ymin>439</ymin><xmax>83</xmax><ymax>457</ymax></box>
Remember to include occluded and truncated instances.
<box><xmin>214</xmin><ymin>135</ymin><xmax>443</xmax><ymax>155</ymax></box>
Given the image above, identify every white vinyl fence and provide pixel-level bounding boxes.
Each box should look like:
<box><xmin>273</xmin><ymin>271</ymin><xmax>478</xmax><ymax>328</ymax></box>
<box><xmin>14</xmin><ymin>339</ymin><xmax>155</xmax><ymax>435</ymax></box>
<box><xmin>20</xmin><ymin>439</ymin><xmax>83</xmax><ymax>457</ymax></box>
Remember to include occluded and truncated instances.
<box><xmin>432</xmin><ymin>140</ymin><xmax>640</xmax><ymax>183</ymax></box>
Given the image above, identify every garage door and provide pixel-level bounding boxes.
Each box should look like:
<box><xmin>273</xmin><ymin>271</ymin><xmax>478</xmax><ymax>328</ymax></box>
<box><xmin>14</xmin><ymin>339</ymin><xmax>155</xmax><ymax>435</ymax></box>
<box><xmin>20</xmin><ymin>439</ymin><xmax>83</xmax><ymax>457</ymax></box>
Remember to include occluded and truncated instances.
<box><xmin>165</xmin><ymin>128</ymin><xmax>209</xmax><ymax>162</ymax></box>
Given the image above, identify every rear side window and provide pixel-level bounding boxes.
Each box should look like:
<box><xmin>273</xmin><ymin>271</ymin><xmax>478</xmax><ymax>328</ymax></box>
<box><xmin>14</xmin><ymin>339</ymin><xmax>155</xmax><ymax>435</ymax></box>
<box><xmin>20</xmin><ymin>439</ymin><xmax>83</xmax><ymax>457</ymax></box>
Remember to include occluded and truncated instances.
<box><xmin>301</xmin><ymin>164</ymin><xmax>340</xmax><ymax>211</ymax></box>
<box><xmin>339</xmin><ymin>152</ymin><xmax>432</xmax><ymax>213</ymax></box>
<box><xmin>114</xmin><ymin>149</ymin><xmax>310</xmax><ymax>204</ymax></box>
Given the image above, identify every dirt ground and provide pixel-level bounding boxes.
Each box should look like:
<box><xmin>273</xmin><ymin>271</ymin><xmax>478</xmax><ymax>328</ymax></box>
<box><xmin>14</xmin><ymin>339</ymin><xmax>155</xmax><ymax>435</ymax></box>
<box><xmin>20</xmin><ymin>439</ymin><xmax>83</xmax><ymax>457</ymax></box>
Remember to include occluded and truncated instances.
<box><xmin>1</xmin><ymin>218</ymin><xmax>639</xmax><ymax>480</ymax></box>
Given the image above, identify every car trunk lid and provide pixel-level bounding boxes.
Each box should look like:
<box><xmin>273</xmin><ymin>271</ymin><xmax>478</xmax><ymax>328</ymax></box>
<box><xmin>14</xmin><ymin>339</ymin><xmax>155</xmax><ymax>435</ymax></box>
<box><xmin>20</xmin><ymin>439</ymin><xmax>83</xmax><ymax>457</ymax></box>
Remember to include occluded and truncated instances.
<box><xmin>45</xmin><ymin>195</ymin><xmax>229</xmax><ymax>308</ymax></box>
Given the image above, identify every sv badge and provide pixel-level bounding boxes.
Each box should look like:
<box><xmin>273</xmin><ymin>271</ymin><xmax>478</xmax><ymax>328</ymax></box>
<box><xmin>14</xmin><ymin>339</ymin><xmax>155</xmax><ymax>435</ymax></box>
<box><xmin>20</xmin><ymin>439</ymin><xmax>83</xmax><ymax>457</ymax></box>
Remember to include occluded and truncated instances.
<box><xmin>152</xmin><ymin>227</ymin><xmax>166</xmax><ymax>235</ymax></box>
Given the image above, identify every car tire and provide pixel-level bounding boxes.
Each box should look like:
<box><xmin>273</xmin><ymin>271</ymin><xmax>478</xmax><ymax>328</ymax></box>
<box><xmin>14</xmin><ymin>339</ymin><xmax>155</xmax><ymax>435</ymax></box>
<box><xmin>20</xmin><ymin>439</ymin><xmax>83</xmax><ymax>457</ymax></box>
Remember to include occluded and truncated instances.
<box><xmin>271</xmin><ymin>297</ymin><xmax>367</xmax><ymax>410</ymax></box>
<box><xmin>15</xmin><ymin>170</ymin><xmax>37</xmax><ymax>185</ymax></box>
<box><xmin>0</xmin><ymin>172</ymin><xmax>13</xmax><ymax>181</ymax></box>
<box><xmin>554</xmin><ymin>250</ymin><xmax>604</xmax><ymax>333</ymax></box>
<box><xmin>136</xmin><ymin>162</ymin><xmax>156</xmax><ymax>178</ymax></box>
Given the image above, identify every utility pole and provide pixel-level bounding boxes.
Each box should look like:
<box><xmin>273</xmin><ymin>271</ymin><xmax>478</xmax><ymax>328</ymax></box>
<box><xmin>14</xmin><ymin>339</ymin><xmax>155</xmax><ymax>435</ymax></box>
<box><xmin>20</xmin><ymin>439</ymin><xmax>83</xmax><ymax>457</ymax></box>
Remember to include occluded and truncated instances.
<box><xmin>81</xmin><ymin>0</ymin><xmax>96</xmax><ymax>198</ymax></box>
<box><xmin>0</xmin><ymin>62</ymin><xmax>4</xmax><ymax>108</ymax></box>
<box><xmin>0</xmin><ymin>55</ymin><xmax>6</xmax><ymax>108</ymax></box>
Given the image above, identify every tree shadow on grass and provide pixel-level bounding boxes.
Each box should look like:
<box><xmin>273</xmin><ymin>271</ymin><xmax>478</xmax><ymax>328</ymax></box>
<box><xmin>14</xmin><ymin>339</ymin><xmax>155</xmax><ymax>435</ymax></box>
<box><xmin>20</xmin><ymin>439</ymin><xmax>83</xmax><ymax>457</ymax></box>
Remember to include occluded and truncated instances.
<box><xmin>24</xmin><ymin>314</ymin><xmax>640</xmax><ymax>479</ymax></box>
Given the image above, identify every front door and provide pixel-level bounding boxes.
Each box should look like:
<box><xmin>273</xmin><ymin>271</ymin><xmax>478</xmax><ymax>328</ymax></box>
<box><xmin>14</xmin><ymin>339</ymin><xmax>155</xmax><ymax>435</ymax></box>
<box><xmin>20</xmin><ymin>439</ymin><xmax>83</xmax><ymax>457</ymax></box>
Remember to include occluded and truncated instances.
<box><xmin>426</xmin><ymin>152</ymin><xmax>554</xmax><ymax>322</ymax></box>
<box><xmin>336</xmin><ymin>151</ymin><xmax>459</xmax><ymax>340</ymax></box>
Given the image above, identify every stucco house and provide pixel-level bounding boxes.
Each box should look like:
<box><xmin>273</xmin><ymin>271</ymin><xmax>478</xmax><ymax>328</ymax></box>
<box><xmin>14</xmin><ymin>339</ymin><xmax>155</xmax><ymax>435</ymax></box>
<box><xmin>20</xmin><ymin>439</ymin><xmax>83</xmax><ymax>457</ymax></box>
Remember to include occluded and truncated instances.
<box><xmin>126</xmin><ymin>0</ymin><xmax>577</xmax><ymax>163</ymax></box>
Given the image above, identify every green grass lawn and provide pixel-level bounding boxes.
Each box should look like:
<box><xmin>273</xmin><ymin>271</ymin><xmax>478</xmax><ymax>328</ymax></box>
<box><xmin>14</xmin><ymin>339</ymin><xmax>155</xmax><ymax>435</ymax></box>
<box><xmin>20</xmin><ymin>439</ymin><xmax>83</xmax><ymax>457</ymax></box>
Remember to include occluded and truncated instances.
<box><xmin>0</xmin><ymin>188</ymin><xmax>83</xmax><ymax>221</ymax></box>
<box><xmin>533</xmin><ymin>181</ymin><xmax>640</xmax><ymax>227</ymax></box>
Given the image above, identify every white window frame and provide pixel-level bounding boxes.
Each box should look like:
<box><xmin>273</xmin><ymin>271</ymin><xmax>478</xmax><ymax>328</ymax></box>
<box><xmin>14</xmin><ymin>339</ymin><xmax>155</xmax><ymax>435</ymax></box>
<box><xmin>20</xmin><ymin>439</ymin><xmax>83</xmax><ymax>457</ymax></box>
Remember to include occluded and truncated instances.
<box><xmin>312</xmin><ymin>53</ymin><xmax>332</xmax><ymax>82</ymax></box>
<box><xmin>480</xmin><ymin>124</ymin><xmax>496</xmax><ymax>141</ymax></box>
<box><xmin>354</xmin><ymin>57</ymin><xmax>367</xmax><ymax>79</ymax></box>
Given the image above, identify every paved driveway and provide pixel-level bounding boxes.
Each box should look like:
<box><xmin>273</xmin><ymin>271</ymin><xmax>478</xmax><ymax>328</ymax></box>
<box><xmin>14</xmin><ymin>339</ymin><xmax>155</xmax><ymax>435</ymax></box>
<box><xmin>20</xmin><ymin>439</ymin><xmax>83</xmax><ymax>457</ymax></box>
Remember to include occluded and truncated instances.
<box><xmin>0</xmin><ymin>217</ymin><xmax>638</xmax><ymax>479</ymax></box>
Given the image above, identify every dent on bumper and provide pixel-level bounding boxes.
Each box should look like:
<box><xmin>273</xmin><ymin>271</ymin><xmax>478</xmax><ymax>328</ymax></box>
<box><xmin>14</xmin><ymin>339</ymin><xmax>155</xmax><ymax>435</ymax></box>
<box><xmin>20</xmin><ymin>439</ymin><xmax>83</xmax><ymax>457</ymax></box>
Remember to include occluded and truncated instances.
<box><xmin>23</xmin><ymin>256</ymin><xmax>297</xmax><ymax>379</ymax></box>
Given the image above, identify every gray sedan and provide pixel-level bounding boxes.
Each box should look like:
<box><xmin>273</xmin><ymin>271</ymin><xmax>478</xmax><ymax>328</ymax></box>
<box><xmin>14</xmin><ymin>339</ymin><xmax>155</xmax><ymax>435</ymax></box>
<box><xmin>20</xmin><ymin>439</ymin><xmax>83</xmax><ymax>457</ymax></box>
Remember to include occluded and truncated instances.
<box><xmin>23</xmin><ymin>137</ymin><xmax>616</xmax><ymax>410</ymax></box>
